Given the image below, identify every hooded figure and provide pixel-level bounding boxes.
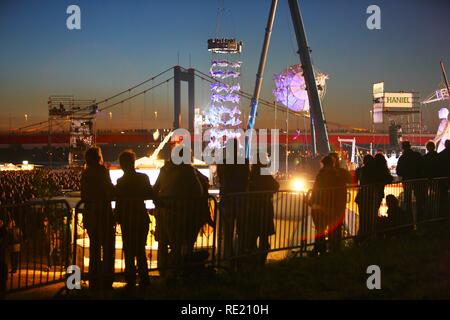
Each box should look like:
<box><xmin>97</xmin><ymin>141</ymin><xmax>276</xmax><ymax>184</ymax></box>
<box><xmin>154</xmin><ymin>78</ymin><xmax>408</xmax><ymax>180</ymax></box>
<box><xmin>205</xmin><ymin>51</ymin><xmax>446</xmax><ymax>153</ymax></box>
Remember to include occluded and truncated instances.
<box><xmin>434</xmin><ymin>107</ymin><xmax>450</xmax><ymax>153</ymax></box>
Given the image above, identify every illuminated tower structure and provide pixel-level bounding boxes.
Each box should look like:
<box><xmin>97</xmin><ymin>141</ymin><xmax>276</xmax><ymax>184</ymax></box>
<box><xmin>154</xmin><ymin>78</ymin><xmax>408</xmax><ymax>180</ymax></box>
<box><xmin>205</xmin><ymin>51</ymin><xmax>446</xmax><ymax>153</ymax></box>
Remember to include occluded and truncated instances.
<box><xmin>205</xmin><ymin>38</ymin><xmax>243</xmax><ymax>149</ymax></box>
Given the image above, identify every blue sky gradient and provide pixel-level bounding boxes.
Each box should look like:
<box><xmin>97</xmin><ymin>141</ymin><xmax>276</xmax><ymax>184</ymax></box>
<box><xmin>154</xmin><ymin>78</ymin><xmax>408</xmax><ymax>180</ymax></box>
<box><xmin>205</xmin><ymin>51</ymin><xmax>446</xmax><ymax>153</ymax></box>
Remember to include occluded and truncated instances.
<box><xmin>0</xmin><ymin>0</ymin><xmax>449</xmax><ymax>130</ymax></box>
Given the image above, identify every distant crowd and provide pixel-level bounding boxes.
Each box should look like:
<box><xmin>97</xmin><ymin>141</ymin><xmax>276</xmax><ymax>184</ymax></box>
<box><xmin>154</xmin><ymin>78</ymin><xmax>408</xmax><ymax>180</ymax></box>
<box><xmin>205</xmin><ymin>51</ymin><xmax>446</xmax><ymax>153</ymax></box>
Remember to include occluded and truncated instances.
<box><xmin>0</xmin><ymin>169</ymin><xmax>81</xmax><ymax>205</ymax></box>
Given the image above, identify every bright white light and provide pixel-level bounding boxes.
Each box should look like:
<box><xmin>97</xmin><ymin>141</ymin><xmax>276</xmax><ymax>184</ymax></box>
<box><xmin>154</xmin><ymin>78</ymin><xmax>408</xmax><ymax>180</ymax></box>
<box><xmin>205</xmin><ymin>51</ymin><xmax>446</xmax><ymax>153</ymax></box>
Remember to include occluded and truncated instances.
<box><xmin>291</xmin><ymin>178</ymin><xmax>307</xmax><ymax>192</ymax></box>
<box><xmin>22</xmin><ymin>160</ymin><xmax>29</xmax><ymax>165</ymax></box>
<box><xmin>109</xmin><ymin>167</ymin><xmax>211</xmax><ymax>209</ymax></box>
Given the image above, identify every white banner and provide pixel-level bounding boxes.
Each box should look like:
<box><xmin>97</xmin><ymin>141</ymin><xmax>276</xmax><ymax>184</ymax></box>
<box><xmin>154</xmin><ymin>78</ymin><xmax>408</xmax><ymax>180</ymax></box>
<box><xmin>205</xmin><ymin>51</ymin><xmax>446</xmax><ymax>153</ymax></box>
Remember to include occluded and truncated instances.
<box><xmin>373</xmin><ymin>82</ymin><xmax>384</xmax><ymax>96</ymax></box>
<box><xmin>384</xmin><ymin>92</ymin><xmax>414</xmax><ymax>108</ymax></box>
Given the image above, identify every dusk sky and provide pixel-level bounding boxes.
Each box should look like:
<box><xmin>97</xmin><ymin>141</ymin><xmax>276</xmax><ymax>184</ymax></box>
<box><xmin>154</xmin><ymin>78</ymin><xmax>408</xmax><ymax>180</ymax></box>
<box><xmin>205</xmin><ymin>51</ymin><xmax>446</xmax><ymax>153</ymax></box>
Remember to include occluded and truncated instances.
<box><xmin>0</xmin><ymin>0</ymin><xmax>449</xmax><ymax>132</ymax></box>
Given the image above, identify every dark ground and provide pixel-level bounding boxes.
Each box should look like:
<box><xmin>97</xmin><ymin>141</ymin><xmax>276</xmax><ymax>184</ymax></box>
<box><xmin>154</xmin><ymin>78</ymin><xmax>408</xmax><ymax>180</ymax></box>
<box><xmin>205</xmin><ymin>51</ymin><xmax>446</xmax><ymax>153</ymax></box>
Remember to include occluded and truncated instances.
<box><xmin>53</xmin><ymin>219</ymin><xmax>450</xmax><ymax>300</ymax></box>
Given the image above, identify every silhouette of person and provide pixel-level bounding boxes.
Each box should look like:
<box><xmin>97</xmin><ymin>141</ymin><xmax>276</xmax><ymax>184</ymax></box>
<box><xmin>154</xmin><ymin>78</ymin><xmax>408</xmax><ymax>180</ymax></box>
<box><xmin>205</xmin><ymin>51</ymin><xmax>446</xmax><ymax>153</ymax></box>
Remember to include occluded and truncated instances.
<box><xmin>80</xmin><ymin>147</ymin><xmax>115</xmax><ymax>291</ymax></box>
<box><xmin>385</xmin><ymin>194</ymin><xmax>406</xmax><ymax>228</ymax></box>
<box><xmin>59</xmin><ymin>216</ymin><xmax>72</xmax><ymax>268</ymax></box>
<box><xmin>0</xmin><ymin>219</ymin><xmax>7</xmax><ymax>295</ymax></box>
<box><xmin>216</xmin><ymin>139</ymin><xmax>250</xmax><ymax>267</ymax></box>
<box><xmin>437</xmin><ymin>140</ymin><xmax>450</xmax><ymax>216</ymax></box>
<box><xmin>7</xmin><ymin>219</ymin><xmax>22</xmax><ymax>273</ymax></box>
<box><xmin>423</xmin><ymin>141</ymin><xmax>441</xmax><ymax>215</ymax></box>
<box><xmin>115</xmin><ymin>150</ymin><xmax>152</xmax><ymax>288</ymax></box>
<box><xmin>438</xmin><ymin>140</ymin><xmax>450</xmax><ymax>178</ymax></box>
<box><xmin>153</xmin><ymin>146</ymin><xmax>205</xmax><ymax>276</ymax></box>
<box><xmin>373</xmin><ymin>153</ymin><xmax>393</xmax><ymax>216</ymax></box>
<box><xmin>423</xmin><ymin>141</ymin><xmax>440</xmax><ymax>179</ymax></box>
<box><xmin>248</xmin><ymin>162</ymin><xmax>279</xmax><ymax>266</ymax></box>
<box><xmin>396</xmin><ymin>141</ymin><xmax>425</xmax><ymax>222</ymax></box>
<box><xmin>355</xmin><ymin>154</ymin><xmax>377</xmax><ymax>239</ymax></box>
<box><xmin>40</xmin><ymin>217</ymin><xmax>55</xmax><ymax>272</ymax></box>
<box><xmin>329</xmin><ymin>152</ymin><xmax>351</xmax><ymax>251</ymax></box>
<box><xmin>310</xmin><ymin>156</ymin><xmax>343</xmax><ymax>255</ymax></box>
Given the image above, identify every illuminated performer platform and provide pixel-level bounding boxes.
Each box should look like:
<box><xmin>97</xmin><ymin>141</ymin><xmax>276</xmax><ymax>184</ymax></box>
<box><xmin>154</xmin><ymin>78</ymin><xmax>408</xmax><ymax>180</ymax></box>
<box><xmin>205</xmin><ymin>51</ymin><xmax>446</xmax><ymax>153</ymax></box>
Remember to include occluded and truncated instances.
<box><xmin>207</xmin><ymin>38</ymin><xmax>242</xmax><ymax>54</ymax></box>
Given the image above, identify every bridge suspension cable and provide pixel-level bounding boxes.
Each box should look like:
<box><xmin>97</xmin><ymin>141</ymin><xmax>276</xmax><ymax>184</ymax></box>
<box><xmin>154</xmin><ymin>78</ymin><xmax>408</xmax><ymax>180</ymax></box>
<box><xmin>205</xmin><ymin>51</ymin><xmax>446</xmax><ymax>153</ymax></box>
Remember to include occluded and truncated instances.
<box><xmin>16</xmin><ymin>67</ymin><xmax>174</xmax><ymax>131</ymax></box>
<box><xmin>98</xmin><ymin>77</ymin><xmax>174</xmax><ymax>113</ymax></box>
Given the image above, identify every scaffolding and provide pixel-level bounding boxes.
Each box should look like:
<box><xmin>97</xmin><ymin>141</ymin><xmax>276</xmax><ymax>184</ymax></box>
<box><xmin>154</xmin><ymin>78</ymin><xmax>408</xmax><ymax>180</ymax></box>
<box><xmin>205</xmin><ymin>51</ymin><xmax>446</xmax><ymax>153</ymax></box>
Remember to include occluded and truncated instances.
<box><xmin>48</xmin><ymin>95</ymin><xmax>97</xmax><ymax>167</ymax></box>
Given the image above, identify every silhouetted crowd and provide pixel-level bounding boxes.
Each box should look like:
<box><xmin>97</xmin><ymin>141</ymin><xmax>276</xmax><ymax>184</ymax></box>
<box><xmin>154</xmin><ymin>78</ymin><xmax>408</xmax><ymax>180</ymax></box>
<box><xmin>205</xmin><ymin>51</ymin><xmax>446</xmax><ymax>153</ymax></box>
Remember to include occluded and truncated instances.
<box><xmin>310</xmin><ymin>139</ymin><xmax>450</xmax><ymax>254</ymax></box>
<box><xmin>0</xmin><ymin>169</ymin><xmax>81</xmax><ymax>205</ymax></box>
<box><xmin>1</xmin><ymin>138</ymin><xmax>449</xmax><ymax>295</ymax></box>
<box><xmin>78</xmin><ymin>138</ymin><xmax>280</xmax><ymax>291</ymax></box>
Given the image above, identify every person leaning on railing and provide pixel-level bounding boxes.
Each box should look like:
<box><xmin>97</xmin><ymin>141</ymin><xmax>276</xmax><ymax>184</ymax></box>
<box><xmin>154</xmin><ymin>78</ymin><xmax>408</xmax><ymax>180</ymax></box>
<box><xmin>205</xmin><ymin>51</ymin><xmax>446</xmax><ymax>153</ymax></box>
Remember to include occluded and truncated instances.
<box><xmin>115</xmin><ymin>150</ymin><xmax>152</xmax><ymax>288</ymax></box>
<box><xmin>152</xmin><ymin>147</ymin><xmax>208</xmax><ymax>276</ymax></box>
<box><xmin>247</xmin><ymin>162</ymin><xmax>279</xmax><ymax>267</ymax></box>
<box><xmin>310</xmin><ymin>156</ymin><xmax>345</xmax><ymax>255</ymax></box>
<box><xmin>80</xmin><ymin>147</ymin><xmax>115</xmax><ymax>291</ymax></box>
<box><xmin>216</xmin><ymin>139</ymin><xmax>250</xmax><ymax>267</ymax></box>
<box><xmin>437</xmin><ymin>140</ymin><xmax>450</xmax><ymax>215</ymax></box>
<box><xmin>329</xmin><ymin>152</ymin><xmax>352</xmax><ymax>251</ymax></box>
<box><xmin>396</xmin><ymin>141</ymin><xmax>426</xmax><ymax>221</ymax></box>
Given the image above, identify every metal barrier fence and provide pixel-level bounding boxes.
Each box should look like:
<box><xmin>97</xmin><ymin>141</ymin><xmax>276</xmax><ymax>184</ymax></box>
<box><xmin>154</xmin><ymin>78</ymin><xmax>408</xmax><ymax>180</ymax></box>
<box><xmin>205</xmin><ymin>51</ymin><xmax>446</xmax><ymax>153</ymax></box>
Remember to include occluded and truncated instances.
<box><xmin>1</xmin><ymin>177</ymin><xmax>448</xmax><ymax>292</ymax></box>
<box><xmin>217</xmin><ymin>177</ymin><xmax>450</xmax><ymax>267</ymax></box>
<box><xmin>0</xmin><ymin>199</ymin><xmax>72</xmax><ymax>293</ymax></box>
<box><xmin>73</xmin><ymin>196</ymin><xmax>217</xmax><ymax>285</ymax></box>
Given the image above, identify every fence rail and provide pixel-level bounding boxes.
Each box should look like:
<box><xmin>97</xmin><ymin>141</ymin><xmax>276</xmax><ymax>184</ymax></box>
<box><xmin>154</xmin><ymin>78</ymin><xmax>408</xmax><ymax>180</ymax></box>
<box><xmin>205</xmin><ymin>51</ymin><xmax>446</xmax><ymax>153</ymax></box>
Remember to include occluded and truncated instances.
<box><xmin>0</xmin><ymin>199</ymin><xmax>72</xmax><ymax>293</ymax></box>
<box><xmin>1</xmin><ymin>177</ymin><xmax>449</xmax><ymax>292</ymax></box>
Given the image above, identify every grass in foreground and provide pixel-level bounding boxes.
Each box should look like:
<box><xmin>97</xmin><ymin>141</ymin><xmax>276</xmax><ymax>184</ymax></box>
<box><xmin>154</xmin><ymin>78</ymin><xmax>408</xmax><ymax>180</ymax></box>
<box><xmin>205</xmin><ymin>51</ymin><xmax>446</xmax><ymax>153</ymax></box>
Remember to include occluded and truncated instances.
<box><xmin>66</xmin><ymin>220</ymin><xmax>450</xmax><ymax>300</ymax></box>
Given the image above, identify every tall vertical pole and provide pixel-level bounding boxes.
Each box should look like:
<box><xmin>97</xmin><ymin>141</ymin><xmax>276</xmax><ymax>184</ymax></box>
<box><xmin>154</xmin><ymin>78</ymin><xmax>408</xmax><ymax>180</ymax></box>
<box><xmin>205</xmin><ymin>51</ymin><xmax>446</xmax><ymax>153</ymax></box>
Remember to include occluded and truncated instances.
<box><xmin>274</xmin><ymin>101</ymin><xmax>277</xmax><ymax>173</ymax></box>
<box><xmin>286</xmin><ymin>102</ymin><xmax>289</xmax><ymax>176</ymax></box>
<box><xmin>441</xmin><ymin>60</ymin><xmax>450</xmax><ymax>98</ymax></box>
<box><xmin>173</xmin><ymin>66</ymin><xmax>181</xmax><ymax>129</ymax></box>
<box><xmin>49</xmin><ymin>119</ymin><xmax>53</xmax><ymax>167</ymax></box>
<box><xmin>188</xmin><ymin>68</ymin><xmax>195</xmax><ymax>133</ymax></box>
<box><xmin>310</xmin><ymin>116</ymin><xmax>317</xmax><ymax>156</ymax></box>
<box><xmin>288</xmin><ymin>0</ymin><xmax>330</xmax><ymax>156</ymax></box>
<box><xmin>245</xmin><ymin>0</ymin><xmax>278</xmax><ymax>158</ymax></box>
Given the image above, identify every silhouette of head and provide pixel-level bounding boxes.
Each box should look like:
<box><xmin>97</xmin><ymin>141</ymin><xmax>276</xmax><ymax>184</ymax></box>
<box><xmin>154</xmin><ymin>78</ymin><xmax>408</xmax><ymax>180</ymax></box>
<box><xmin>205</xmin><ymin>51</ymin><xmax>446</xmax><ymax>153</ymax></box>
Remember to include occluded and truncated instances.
<box><xmin>426</xmin><ymin>141</ymin><xmax>435</xmax><ymax>153</ymax></box>
<box><xmin>401</xmin><ymin>141</ymin><xmax>411</xmax><ymax>151</ymax></box>
<box><xmin>386</xmin><ymin>194</ymin><xmax>399</xmax><ymax>208</ymax></box>
<box><xmin>85</xmin><ymin>147</ymin><xmax>103</xmax><ymax>168</ymax></box>
<box><xmin>362</xmin><ymin>154</ymin><xmax>374</xmax><ymax>166</ymax></box>
<box><xmin>329</xmin><ymin>152</ymin><xmax>339</xmax><ymax>168</ymax></box>
<box><xmin>374</xmin><ymin>153</ymin><xmax>387</xmax><ymax>166</ymax></box>
<box><xmin>321</xmin><ymin>155</ymin><xmax>334</xmax><ymax>168</ymax></box>
<box><xmin>119</xmin><ymin>150</ymin><xmax>136</xmax><ymax>173</ymax></box>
